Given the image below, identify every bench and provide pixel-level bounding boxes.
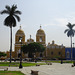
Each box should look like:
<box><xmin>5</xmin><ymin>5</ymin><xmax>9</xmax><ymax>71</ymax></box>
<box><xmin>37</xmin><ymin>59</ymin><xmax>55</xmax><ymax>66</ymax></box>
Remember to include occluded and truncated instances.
<box><xmin>46</xmin><ymin>62</ymin><xmax>52</xmax><ymax>65</ymax></box>
<box><xmin>9</xmin><ymin>64</ymin><xmax>18</xmax><ymax>67</ymax></box>
<box><xmin>0</xmin><ymin>66</ymin><xmax>8</xmax><ymax>71</ymax></box>
<box><xmin>31</xmin><ymin>70</ymin><xmax>39</xmax><ymax>75</ymax></box>
<box><xmin>36</xmin><ymin>64</ymin><xmax>40</xmax><ymax>66</ymax></box>
<box><xmin>71</xmin><ymin>65</ymin><xmax>74</xmax><ymax>67</ymax></box>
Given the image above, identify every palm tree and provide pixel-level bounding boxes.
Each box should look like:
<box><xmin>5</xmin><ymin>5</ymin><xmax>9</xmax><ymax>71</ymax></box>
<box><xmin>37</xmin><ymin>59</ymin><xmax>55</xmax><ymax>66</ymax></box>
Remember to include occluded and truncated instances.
<box><xmin>0</xmin><ymin>5</ymin><xmax>21</xmax><ymax>63</ymax></box>
<box><xmin>64</xmin><ymin>22</ymin><xmax>75</xmax><ymax>60</ymax></box>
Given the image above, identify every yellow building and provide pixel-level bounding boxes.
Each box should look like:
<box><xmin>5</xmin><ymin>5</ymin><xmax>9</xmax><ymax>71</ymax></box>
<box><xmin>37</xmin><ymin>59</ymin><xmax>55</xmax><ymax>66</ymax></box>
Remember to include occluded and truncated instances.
<box><xmin>14</xmin><ymin>26</ymin><xmax>26</xmax><ymax>58</ymax></box>
<box><xmin>27</xmin><ymin>35</ymin><xmax>34</xmax><ymax>44</ymax></box>
<box><xmin>7</xmin><ymin>26</ymin><xmax>46</xmax><ymax>58</ymax></box>
<box><xmin>46</xmin><ymin>40</ymin><xmax>65</xmax><ymax>59</ymax></box>
<box><xmin>7</xmin><ymin>26</ymin><xmax>65</xmax><ymax>59</ymax></box>
<box><xmin>36</xmin><ymin>26</ymin><xmax>46</xmax><ymax>47</ymax></box>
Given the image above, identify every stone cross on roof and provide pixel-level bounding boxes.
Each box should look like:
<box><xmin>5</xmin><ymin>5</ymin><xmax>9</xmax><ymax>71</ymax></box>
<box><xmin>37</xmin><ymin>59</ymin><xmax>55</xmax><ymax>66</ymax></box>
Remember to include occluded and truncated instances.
<box><xmin>20</xmin><ymin>25</ymin><xmax>21</xmax><ymax>29</ymax></box>
<box><xmin>40</xmin><ymin>24</ymin><xmax>42</xmax><ymax>29</ymax></box>
<box><xmin>30</xmin><ymin>35</ymin><xmax>31</xmax><ymax>39</ymax></box>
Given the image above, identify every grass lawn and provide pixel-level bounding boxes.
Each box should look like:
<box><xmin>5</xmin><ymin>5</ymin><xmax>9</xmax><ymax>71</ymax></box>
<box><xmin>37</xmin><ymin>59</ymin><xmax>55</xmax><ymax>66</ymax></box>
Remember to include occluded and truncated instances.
<box><xmin>0</xmin><ymin>62</ymin><xmax>45</xmax><ymax>75</ymax></box>
<box><xmin>45</xmin><ymin>60</ymin><xmax>74</xmax><ymax>63</ymax></box>
<box><xmin>0</xmin><ymin>71</ymin><xmax>25</xmax><ymax>75</ymax></box>
<box><xmin>22</xmin><ymin>62</ymin><xmax>46</xmax><ymax>66</ymax></box>
<box><xmin>0</xmin><ymin>62</ymin><xmax>46</xmax><ymax>66</ymax></box>
<box><xmin>0</xmin><ymin>60</ymin><xmax>73</xmax><ymax>67</ymax></box>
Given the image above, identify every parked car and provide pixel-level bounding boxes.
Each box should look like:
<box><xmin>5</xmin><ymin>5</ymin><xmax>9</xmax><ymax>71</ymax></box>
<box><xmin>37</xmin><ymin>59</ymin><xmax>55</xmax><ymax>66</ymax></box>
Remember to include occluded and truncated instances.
<box><xmin>5</xmin><ymin>58</ymin><xmax>15</xmax><ymax>61</ymax></box>
<box><xmin>15</xmin><ymin>58</ymin><xmax>20</xmax><ymax>61</ymax></box>
<box><xmin>36</xmin><ymin>57</ymin><xmax>42</xmax><ymax>61</ymax></box>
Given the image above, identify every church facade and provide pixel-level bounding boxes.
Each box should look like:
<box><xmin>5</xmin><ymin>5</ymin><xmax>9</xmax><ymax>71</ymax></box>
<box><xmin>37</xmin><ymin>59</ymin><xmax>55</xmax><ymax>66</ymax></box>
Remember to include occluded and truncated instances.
<box><xmin>7</xmin><ymin>26</ymin><xmax>46</xmax><ymax>59</ymax></box>
<box><xmin>7</xmin><ymin>26</ymin><xmax>65</xmax><ymax>59</ymax></box>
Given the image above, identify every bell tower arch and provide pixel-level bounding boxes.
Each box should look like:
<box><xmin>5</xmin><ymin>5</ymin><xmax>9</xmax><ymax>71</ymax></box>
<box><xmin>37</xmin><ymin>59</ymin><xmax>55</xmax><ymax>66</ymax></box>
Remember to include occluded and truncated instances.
<box><xmin>14</xmin><ymin>26</ymin><xmax>25</xmax><ymax>58</ymax></box>
<box><xmin>36</xmin><ymin>26</ymin><xmax>46</xmax><ymax>47</ymax></box>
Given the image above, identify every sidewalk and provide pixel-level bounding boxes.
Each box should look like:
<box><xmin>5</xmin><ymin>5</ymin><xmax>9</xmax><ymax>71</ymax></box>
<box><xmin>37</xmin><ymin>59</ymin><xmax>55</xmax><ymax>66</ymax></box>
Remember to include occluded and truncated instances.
<box><xmin>8</xmin><ymin>63</ymin><xmax>75</xmax><ymax>75</ymax></box>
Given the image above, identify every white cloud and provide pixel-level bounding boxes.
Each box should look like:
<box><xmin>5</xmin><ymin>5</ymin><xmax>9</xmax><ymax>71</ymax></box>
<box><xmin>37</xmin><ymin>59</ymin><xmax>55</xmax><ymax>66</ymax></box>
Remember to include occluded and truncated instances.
<box><xmin>54</xmin><ymin>18</ymin><xmax>68</xmax><ymax>26</ymax></box>
<box><xmin>43</xmin><ymin>18</ymin><xmax>68</xmax><ymax>27</ymax></box>
<box><xmin>43</xmin><ymin>12</ymin><xmax>75</xmax><ymax>27</ymax></box>
<box><xmin>44</xmin><ymin>17</ymin><xmax>75</xmax><ymax>27</ymax></box>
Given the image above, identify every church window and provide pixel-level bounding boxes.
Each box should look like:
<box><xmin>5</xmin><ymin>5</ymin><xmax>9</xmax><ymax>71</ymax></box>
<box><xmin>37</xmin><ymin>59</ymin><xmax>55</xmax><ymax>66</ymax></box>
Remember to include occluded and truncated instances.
<box><xmin>18</xmin><ymin>49</ymin><xmax>21</xmax><ymax>53</ymax></box>
<box><xmin>47</xmin><ymin>45</ymin><xmax>50</xmax><ymax>48</ymax></box>
<box><xmin>52</xmin><ymin>46</ymin><xmax>55</xmax><ymax>49</ymax></box>
<box><xmin>51</xmin><ymin>52</ymin><xmax>53</xmax><ymax>55</ymax></box>
<box><xmin>39</xmin><ymin>36</ymin><xmax>42</xmax><ymax>42</ymax></box>
<box><xmin>56</xmin><ymin>46</ymin><xmax>59</xmax><ymax>48</ymax></box>
<box><xmin>66</xmin><ymin>51</ymin><xmax>70</xmax><ymax>58</ymax></box>
<box><xmin>19</xmin><ymin>36</ymin><xmax>22</xmax><ymax>42</ymax></box>
<box><xmin>58</xmin><ymin>52</ymin><xmax>61</xmax><ymax>55</ymax></box>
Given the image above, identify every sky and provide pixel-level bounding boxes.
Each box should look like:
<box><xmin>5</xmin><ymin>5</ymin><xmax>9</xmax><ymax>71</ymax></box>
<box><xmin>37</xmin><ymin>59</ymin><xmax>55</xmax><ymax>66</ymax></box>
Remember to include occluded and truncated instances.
<box><xmin>0</xmin><ymin>0</ymin><xmax>75</xmax><ymax>52</ymax></box>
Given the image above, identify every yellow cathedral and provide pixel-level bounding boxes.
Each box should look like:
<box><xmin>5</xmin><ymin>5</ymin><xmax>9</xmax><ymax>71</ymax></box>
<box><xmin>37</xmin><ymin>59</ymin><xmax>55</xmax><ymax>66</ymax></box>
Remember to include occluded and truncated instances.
<box><xmin>7</xmin><ymin>26</ymin><xmax>46</xmax><ymax>59</ymax></box>
<box><xmin>7</xmin><ymin>26</ymin><xmax>65</xmax><ymax>59</ymax></box>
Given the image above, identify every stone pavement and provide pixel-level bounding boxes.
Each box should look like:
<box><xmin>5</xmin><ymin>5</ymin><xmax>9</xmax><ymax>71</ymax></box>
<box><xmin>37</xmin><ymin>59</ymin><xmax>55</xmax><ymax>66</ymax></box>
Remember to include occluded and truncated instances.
<box><xmin>8</xmin><ymin>63</ymin><xmax>75</xmax><ymax>75</ymax></box>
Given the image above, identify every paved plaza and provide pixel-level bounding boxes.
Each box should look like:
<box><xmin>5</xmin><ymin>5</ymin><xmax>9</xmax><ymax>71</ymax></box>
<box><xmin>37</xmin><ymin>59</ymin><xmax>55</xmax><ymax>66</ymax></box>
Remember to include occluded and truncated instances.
<box><xmin>8</xmin><ymin>63</ymin><xmax>75</xmax><ymax>75</ymax></box>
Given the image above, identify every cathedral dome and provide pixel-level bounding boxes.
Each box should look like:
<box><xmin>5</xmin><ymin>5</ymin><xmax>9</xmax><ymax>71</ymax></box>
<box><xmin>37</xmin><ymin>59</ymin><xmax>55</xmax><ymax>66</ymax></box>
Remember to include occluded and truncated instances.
<box><xmin>16</xmin><ymin>26</ymin><xmax>25</xmax><ymax>35</ymax></box>
<box><xmin>36</xmin><ymin>26</ymin><xmax>45</xmax><ymax>35</ymax></box>
<box><xmin>27</xmin><ymin>35</ymin><xmax>34</xmax><ymax>44</ymax></box>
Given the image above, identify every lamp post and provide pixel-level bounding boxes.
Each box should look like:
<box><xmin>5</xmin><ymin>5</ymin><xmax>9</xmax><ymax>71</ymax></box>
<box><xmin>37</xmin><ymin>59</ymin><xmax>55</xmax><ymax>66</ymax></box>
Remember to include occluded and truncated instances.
<box><xmin>19</xmin><ymin>36</ymin><xmax>23</xmax><ymax>68</ymax></box>
<box><xmin>73</xmin><ymin>43</ymin><xmax>75</xmax><ymax>66</ymax></box>
<box><xmin>61</xmin><ymin>44</ymin><xmax>63</xmax><ymax>64</ymax></box>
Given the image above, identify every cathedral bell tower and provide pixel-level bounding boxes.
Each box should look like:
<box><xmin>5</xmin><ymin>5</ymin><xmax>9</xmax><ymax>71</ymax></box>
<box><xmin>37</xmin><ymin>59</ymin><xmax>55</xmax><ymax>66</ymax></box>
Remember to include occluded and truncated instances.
<box><xmin>36</xmin><ymin>26</ymin><xmax>46</xmax><ymax>47</ymax></box>
<box><xmin>14</xmin><ymin>26</ymin><xmax>25</xmax><ymax>58</ymax></box>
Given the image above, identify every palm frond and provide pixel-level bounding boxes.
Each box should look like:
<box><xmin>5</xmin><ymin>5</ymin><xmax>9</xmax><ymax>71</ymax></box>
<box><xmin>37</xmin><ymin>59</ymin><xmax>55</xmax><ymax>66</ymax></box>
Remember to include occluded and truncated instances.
<box><xmin>14</xmin><ymin>10</ymin><xmax>21</xmax><ymax>15</ymax></box>
<box><xmin>14</xmin><ymin>15</ymin><xmax>20</xmax><ymax>22</ymax></box>
<box><xmin>72</xmin><ymin>24</ymin><xmax>75</xmax><ymax>28</ymax></box>
<box><xmin>67</xmin><ymin>22</ymin><xmax>72</xmax><ymax>29</ymax></box>
<box><xmin>4</xmin><ymin>16</ymin><xmax>16</xmax><ymax>27</ymax></box>
<box><xmin>67</xmin><ymin>22</ymin><xmax>75</xmax><ymax>29</ymax></box>
<box><xmin>0</xmin><ymin>10</ymin><xmax>9</xmax><ymax>14</ymax></box>
<box><xmin>64</xmin><ymin>29</ymin><xmax>69</xmax><ymax>33</ymax></box>
<box><xmin>74</xmin><ymin>30</ymin><xmax>75</xmax><ymax>33</ymax></box>
<box><xmin>67</xmin><ymin>31</ymin><xmax>70</xmax><ymax>37</ymax></box>
<box><xmin>11</xmin><ymin>5</ymin><xmax>17</xmax><ymax>13</ymax></box>
<box><xmin>65</xmin><ymin>22</ymin><xmax>75</xmax><ymax>37</ymax></box>
<box><xmin>1</xmin><ymin>4</ymin><xmax>21</xmax><ymax>27</ymax></box>
<box><xmin>67</xmin><ymin>30</ymin><xmax>74</xmax><ymax>37</ymax></box>
<box><xmin>5</xmin><ymin>5</ymin><xmax>10</xmax><ymax>12</ymax></box>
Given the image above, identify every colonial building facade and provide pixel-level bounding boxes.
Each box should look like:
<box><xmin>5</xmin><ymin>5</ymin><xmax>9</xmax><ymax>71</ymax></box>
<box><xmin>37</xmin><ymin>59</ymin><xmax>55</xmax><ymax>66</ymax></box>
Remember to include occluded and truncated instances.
<box><xmin>7</xmin><ymin>26</ymin><xmax>46</xmax><ymax>58</ymax></box>
<box><xmin>46</xmin><ymin>41</ymin><xmax>65</xmax><ymax>59</ymax></box>
<box><xmin>65</xmin><ymin>48</ymin><xmax>75</xmax><ymax>60</ymax></box>
<box><xmin>7</xmin><ymin>26</ymin><xmax>65</xmax><ymax>59</ymax></box>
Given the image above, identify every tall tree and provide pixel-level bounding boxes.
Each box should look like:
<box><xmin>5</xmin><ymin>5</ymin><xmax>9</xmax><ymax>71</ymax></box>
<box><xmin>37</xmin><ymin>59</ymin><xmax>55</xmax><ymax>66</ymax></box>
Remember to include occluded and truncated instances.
<box><xmin>64</xmin><ymin>22</ymin><xmax>75</xmax><ymax>60</ymax></box>
<box><xmin>0</xmin><ymin>5</ymin><xmax>21</xmax><ymax>63</ymax></box>
<box><xmin>22</xmin><ymin>42</ymin><xmax>45</xmax><ymax>58</ymax></box>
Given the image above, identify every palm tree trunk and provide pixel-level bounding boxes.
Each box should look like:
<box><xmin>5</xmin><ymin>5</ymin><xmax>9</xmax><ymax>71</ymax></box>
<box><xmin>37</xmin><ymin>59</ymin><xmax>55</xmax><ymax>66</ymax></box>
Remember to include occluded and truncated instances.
<box><xmin>10</xmin><ymin>26</ymin><xmax>12</xmax><ymax>63</ymax></box>
<box><xmin>71</xmin><ymin>36</ymin><xmax>72</xmax><ymax>61</ymax></box>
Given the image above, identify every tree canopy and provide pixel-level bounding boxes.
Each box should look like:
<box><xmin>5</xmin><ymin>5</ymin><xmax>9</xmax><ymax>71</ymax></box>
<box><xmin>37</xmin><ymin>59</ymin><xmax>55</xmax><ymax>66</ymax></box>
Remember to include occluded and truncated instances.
<box><xmin>22</xmin><ymin>42</ymin><xmax>45</xmax><ymax>58</ymax></box>
<box><xmin>0</xmin><ymin>52</ymin><xmax>6</xmax><ymax>57</ymax></box>
<box><xmin>0</xmin><ymin>4</ymin><xmax>21</xmax><ymax>27</ymax></box>
<box><xmin>64</xmin><ymin>22</ymin><xmax>75</xmax><ymax>37</ymax></box>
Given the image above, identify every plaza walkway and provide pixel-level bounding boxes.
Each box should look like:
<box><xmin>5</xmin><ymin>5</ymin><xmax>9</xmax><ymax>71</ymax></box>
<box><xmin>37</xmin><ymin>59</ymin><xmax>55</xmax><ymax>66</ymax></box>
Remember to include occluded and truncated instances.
<box><xmin>8</xmin><ymin>63</ymin><xmax>75</xmax><ymax>75</ymax></box>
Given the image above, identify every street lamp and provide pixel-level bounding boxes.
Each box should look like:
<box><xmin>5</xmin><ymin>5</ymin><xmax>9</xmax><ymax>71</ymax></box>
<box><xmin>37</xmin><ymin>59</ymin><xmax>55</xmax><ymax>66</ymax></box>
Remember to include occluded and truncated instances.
<box><xmin>60</xmin><ymin>44</ymin><xmax>63</xmax><ymax>64</ymax></box>
<box><xmin>72</xmin><ymin>43</ymin><xmax>75</xmax><ymax>66</ymax></box>
<box><xmin>19</xmin><ymin>36</ymin><xmax>23</xmax><ymax>68</ymax></box>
